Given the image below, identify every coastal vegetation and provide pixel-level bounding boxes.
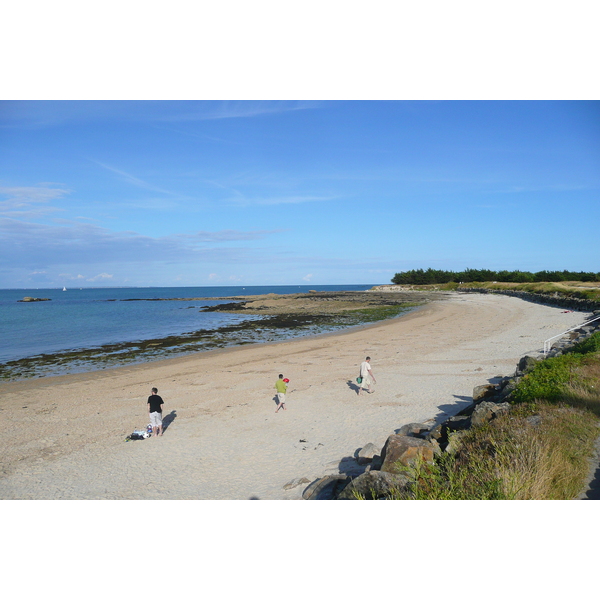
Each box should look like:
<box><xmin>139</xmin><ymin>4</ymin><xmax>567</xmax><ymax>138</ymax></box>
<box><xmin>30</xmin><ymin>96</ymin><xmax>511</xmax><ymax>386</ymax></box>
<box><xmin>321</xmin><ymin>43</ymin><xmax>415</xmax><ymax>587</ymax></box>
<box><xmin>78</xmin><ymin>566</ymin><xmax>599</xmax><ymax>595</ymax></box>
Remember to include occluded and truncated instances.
<box><xmin>389</xmin><ymin>269</ymin><xmax>600</xmax><ymax>302</ymax></box>
<box><xmin>388</xmin><ymin>333</ymin><xmax>600</xmax><ymax>500</ymax></box>
<box><xmin>391</xmin><ymin>268</ymin><xmax>600</xmax><ymax>285</ymax></box>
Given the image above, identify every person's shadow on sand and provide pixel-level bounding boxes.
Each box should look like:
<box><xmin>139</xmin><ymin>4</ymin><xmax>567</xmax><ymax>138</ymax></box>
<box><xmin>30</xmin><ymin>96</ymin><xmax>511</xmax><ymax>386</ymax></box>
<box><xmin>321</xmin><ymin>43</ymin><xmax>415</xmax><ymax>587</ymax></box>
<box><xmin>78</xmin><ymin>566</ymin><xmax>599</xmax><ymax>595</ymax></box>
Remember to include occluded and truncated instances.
<box><xmin>162</xmin><ymin>410</ymin><xmax>177</xmax><ymax>432</ymax></box>
<box><xmin>346</xmin><ymin>379</ymin><xmax>361</xmax><ymax>395</ymax></box>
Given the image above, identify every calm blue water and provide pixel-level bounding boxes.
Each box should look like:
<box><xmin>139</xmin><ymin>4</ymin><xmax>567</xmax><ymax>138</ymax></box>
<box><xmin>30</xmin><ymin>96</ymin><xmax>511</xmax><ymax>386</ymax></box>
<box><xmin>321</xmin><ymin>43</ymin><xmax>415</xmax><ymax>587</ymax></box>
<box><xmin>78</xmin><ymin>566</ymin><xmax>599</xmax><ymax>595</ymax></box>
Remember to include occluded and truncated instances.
<box><xmin>0</xmin><ymin>285</ymin><xmax>375</xmax><ymax>364</ymax></box>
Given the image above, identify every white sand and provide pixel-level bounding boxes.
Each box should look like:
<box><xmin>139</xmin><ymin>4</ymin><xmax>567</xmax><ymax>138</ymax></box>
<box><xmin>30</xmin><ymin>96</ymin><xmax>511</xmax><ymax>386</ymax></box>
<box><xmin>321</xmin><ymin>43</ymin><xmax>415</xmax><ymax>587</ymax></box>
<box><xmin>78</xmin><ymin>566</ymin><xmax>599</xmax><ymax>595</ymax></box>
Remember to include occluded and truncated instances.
<box><xmin>0</xmin><ymin>293</ymin><xmax>590</xmax><ymax>500</ymax></box>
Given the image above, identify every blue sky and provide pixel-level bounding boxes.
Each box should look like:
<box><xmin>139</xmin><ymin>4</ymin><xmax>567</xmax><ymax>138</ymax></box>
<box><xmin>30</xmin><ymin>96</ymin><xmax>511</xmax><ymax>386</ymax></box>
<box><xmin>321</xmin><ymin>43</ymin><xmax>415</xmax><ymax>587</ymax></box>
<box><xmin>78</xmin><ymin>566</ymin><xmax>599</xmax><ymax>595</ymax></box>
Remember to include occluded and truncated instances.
<box><xmin>1</xmin><ymin>100</ymin><xmax>598</xmax><ymax>288</ymax></box>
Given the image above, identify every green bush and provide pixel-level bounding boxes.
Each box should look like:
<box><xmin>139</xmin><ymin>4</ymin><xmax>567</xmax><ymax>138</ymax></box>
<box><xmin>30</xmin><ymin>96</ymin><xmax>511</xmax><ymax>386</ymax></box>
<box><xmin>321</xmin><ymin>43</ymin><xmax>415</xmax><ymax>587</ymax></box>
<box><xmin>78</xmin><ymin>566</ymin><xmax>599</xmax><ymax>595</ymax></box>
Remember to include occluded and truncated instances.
<box><xmin>569</xmin><ymin>332</ymin><xmax>600</xmax><ymax>354</ymax></box>
<box><xmin>512</xmin><ymin>354</ymin><xmax>584</xmax><ymax>404</ymax></box>
<box><xmin>512</xmin><ymin>333</ymin><xmax>600</xmax><ymax>404</ymax></box>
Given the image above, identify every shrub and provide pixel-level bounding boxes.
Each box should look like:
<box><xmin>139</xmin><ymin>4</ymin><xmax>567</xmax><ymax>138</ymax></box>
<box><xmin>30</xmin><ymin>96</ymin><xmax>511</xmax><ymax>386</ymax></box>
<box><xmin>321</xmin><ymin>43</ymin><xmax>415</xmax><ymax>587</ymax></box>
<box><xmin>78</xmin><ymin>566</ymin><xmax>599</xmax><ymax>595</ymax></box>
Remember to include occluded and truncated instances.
<box><xmin>569</xmin><ymin>332</ymin><xmax>600</xmax><ymax>355</ymax></box>
<box><xmin>512</xmin><ymin>354</ymin><xmax>584</xmax><ymax>404</ymax></box>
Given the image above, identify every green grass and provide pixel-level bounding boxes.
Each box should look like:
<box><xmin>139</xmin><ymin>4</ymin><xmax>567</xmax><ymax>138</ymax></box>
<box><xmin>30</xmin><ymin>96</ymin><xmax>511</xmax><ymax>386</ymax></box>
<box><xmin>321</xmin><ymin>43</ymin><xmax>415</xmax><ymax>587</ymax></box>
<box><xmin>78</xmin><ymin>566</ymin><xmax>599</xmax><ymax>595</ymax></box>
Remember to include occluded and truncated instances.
<box><xmin>385</xmin><ymin>401</ymin><xmax>599</xmax><ymax>500</ymax></box>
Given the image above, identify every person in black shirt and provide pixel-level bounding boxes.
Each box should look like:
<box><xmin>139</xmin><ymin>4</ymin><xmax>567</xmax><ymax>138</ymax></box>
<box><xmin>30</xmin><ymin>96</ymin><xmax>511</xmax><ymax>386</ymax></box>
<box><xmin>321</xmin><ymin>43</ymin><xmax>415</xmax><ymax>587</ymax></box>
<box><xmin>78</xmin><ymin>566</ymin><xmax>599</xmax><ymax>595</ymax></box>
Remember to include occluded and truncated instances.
<box><xmin>147</xmin><ymin>387</ymin><xmax>164</xmax><ymax>437</ymax></box>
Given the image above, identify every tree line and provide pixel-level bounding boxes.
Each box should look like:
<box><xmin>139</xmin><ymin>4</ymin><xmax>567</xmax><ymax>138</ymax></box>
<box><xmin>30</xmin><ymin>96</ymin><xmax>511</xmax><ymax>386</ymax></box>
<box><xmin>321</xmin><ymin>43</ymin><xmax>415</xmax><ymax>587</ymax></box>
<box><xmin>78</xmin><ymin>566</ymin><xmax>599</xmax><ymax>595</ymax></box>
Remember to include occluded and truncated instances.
<box><xmin>391</xmin><ymin>269</ymin><xmax>600</xmax><ymax>285</ymax></box>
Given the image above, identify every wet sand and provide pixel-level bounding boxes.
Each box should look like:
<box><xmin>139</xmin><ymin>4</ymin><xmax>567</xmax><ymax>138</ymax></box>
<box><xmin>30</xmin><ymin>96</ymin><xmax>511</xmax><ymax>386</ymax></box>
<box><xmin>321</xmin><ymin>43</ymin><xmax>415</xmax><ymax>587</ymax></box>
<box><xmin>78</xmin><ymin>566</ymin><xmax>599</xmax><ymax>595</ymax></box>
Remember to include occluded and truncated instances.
<box><xmin>0</xmin><ymin>292</ymin><xmax>590</xmax><ymax>500</ymax></box>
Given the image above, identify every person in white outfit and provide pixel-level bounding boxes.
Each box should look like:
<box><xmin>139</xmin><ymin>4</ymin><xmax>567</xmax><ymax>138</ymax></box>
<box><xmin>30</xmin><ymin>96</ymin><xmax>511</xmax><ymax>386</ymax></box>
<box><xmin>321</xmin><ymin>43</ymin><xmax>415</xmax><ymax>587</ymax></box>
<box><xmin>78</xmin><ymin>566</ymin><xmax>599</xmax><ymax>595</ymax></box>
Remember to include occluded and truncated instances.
<box><xmin>358</xmin><ymin>356</ymin><xmax>376</xmax><ymax>395</ymax></box>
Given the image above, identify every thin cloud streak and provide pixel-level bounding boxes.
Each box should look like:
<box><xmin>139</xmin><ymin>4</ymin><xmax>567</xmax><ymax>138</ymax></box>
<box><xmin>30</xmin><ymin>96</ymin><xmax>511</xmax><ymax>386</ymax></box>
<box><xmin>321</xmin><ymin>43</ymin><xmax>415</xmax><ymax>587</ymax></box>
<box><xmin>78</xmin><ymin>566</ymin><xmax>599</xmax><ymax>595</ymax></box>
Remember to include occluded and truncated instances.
<box><xmin>91</xmin><ymin>160</ymin><xmax>181</xmax><ymax>197</ymax></box>
<box><xmin>156</xmin><ymin>100</ymin><xmax>320</xmax><ymax>122</ymax></box>
<box><xmin>230</xmin><ymin>194</ymin><xmax>339</xmax><ymax>206</ymax></box>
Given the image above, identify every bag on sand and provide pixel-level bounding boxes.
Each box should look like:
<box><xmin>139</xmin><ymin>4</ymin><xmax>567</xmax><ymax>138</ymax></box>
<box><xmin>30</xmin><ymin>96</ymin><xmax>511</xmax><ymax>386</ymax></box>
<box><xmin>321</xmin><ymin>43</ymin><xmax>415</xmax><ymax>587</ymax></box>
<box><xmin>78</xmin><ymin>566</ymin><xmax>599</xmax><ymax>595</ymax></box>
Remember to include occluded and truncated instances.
<box><xmin>126</xmin><ymin>430</ymin><xmax>150</xmax><ymax>441</ymax></box>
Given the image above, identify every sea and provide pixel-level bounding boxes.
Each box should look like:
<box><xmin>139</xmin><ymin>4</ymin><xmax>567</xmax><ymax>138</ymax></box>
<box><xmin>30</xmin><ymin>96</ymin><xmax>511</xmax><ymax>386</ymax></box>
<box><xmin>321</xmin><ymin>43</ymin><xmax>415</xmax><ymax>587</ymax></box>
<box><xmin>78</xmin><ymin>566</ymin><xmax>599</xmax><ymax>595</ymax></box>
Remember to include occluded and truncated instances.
<box><xmin>0</xmin><ymin>285</ymin><xmax>377</xmax><ymax>379</ymax></box>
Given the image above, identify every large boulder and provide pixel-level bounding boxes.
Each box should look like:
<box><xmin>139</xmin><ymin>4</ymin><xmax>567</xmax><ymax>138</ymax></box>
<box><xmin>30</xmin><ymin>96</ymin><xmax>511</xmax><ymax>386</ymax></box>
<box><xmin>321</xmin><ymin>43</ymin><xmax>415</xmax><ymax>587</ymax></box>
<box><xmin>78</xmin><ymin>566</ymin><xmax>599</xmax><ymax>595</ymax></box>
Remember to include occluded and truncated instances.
<box><xmin>380</xmin><ymin>434</ymin><xmax>435</xmax><ymax>473</ymax></box>
<box><xmin>337</xmin><ymin>470</ymin><xmax>412</xmax><ymax>500</ymax></box>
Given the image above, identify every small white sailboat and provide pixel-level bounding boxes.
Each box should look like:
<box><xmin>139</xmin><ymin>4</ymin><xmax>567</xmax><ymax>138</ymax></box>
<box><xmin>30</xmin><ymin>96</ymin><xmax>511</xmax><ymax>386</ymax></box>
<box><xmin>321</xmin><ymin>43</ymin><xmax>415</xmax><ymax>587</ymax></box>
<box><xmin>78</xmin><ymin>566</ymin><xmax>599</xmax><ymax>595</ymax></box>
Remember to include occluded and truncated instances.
<box><xmin>63</xmin><ymin>286</ymin><xmax>67</xmax><ymax>291</ymax></box>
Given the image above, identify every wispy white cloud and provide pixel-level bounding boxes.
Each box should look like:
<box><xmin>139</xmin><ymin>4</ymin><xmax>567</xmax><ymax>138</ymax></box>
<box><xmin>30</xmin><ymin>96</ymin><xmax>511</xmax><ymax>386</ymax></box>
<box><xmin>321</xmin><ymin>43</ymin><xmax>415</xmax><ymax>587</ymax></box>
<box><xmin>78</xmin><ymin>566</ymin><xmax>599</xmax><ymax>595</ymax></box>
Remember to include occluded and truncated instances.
<box><xmin>232</xmin><ymin>194</ymin><xmax>339</xmax><ymax>206</ymax></box>
<box><xmin>149</xmin><ymin>124</ymin><xmax>246</xmax><ymax>145</ymax></box>
<box><xmin>0</xmin><ymin>217</ymin><xmax>282</xmax><ymax>270</ymax></box>
<box><xmin>87</xmin><ymin>272</ymin><xmax>114</xmax><ymax>282</ymax></box>
<box><xmin>0</xmin><ymin>185</ymin><xmax>69</xmax><ymax>218</ymax></box>
<box><xmin>0</xmin><ymin>101</ymin><xmax>321</xmax><ymax>129</ymax></box>
<box><xmin>177</xmin><ymin>229</ymin><xmax>283</xmax><ymax>242</ymax></box>
<box><xmin>157</xmin><ymin>101</ymin><xmax>320</xmax><ymax>122</ymax></box>
<box><xmin>91</xmin><ymin>160</ymin><xmax>181</xmax><ymax>197</ymax></box>
<box><xmin>490</xmin><ymin>183</ymin><xmax>591</xmax><ymax>194</ymax></box>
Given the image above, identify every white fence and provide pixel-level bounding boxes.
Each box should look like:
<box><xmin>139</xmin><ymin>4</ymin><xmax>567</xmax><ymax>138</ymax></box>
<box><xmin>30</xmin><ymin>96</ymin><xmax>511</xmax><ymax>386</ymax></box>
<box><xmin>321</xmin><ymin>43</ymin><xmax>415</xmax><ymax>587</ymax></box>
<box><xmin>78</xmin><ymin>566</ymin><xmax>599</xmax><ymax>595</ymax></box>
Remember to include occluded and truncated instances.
<box><xmin>543</xmin><ymin>314</ymin><xmax>600</xmax><ymax>356</ymax></box>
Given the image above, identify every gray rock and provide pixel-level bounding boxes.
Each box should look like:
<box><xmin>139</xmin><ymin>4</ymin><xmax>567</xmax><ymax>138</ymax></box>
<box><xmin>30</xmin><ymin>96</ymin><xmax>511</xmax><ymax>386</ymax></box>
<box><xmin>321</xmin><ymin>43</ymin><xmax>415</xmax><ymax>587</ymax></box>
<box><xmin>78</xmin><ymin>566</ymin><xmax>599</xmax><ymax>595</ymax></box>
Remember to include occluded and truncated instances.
<box><xmin>357</xmin><ymin>442</ymin><xmax>381</xmax><ymax>465</ymax></box>
<box><xmin>473</xmin><ymin>384</ymin><xmax>496</xmax><ymax>402</ymax></box>
<box><xmin>445</xmin><ymin>415</ymin><xmax>471</xmax><ymax>431</ymax></box>
<box><xmin>517</xmin><ymin>355</ymin><xmax>539</xmax><ymax>374</ymax></box>
<box><xmin>336</xmin><ymin>470</ymin><xmax>413</xmax><ymax>500</ymax></box>
<box><xmin>426</xmin><ymin>424</ymin><xmax>443</xmax><ymax>442</ymax></box>
<box><xmin>380</xmin><ymin>434</ymin><xmax>435</xmax><ymax>473</ymax></box>
<box><xmin>496</xmin><ymin>378</ymin><xmax>519</xmax><ymax>401</ymax></box>
<box><xmin>397</xmin><ymin>422</ymin><xmax>430</xmax><ymax>438</ymax></box>
<box><xmin>302</xmin><ymin>475</ymin><xmax>350</xmax><ymax>500</ymax></box>
<box><xmin>470</xmin><ymin>401</ymin><xmax>511</xmax><ymax>428</ymax></box>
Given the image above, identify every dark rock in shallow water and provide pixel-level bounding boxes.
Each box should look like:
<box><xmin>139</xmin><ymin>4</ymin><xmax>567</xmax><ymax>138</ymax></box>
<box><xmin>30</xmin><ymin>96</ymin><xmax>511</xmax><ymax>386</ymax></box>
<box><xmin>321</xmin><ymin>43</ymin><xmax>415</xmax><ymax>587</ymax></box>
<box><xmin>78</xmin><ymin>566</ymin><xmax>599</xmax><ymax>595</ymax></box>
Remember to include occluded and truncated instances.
<box><xmin>18</xmin><ymin>297</ymin><xmax>51</xmax><ymax>302</ymax></box>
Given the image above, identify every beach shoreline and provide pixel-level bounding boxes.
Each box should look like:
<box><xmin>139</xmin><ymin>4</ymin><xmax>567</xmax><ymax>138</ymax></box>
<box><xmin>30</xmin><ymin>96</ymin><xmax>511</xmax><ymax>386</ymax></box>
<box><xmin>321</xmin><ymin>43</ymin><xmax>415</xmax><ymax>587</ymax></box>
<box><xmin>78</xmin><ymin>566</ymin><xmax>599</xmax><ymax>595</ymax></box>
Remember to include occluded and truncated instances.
<box><xmin>0</xmin><ymin>292</ymin><xmax>591</xmax><ymax>499</ymax></box>
<box><xmin>0</xmin><ymin>289</ymin><xmax>440</xmax><ymax>381</ymax></box>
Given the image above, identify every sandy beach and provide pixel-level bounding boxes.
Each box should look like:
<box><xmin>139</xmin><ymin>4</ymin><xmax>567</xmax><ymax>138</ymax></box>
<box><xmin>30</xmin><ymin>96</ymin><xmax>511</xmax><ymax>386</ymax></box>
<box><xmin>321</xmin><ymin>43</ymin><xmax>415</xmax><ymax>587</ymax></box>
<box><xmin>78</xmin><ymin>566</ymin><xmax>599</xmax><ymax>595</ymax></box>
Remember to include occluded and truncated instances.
<box><xmin>0</xmin><ymin>292</ymin><xmax>591</xmax><ymax>500</ymax></box>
